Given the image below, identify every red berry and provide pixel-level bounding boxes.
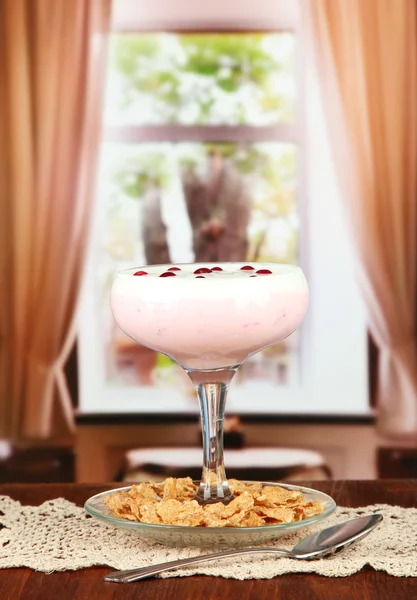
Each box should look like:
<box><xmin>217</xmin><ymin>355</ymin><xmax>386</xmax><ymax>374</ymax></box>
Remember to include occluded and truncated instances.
<box><xmin>168</xmin><ymin>267</ymin><xmax>181</xmax><ymax>271</ymax></box>
<box><xmin>241</xmin><ymin>265</ymin><xmax>255</xmax><ymax>271</ymax></box>
<box><xmin>256</xmin><ymin>269</ymin><xmax>272</xmax><ymax>275</ymax></box>
<box><xmin>211</xmin><ymin>266</ymin><xmax>223</xmax><ymax>271</ymax></box>
<box><xmin>160</xmin><ymin>271</ymin><xmax>176</xmax><ymax>277</ymax></box>
<box><xmin>194</xmin><ymin>267</ymin><xmax>212</xmax><ymax>274</ymax></box>
<box><xmin>133</xmin><ymin>271</ymin><xmax>148</xmax><ymax>276</ymax></box>
<box><xmin>195</xmin><ymin>275</ymin><xmax>205</xmax><ymax>278</ymax></box>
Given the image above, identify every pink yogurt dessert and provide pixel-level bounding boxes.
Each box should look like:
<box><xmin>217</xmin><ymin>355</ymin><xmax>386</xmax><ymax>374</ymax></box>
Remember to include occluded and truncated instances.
<box><xmin>111</xmin><ymin>263</ymin><xmax>309</xmax><ymax>370</ymax></box>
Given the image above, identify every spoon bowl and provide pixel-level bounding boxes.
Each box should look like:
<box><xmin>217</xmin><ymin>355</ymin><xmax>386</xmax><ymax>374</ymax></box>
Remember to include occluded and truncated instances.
<box><xmin>289</xmin><ymin>513</ymin><xmax>382</xmax><ymax>559</ymax></box>
<box><xmin>104</xmin><ymin>514</ymin><xmax>383</xmax><ymax>583</ymax></box>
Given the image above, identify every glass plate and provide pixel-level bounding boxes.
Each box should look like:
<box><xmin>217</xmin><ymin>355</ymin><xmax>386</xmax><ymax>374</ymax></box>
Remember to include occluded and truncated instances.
<box><xmin>84</xmin><ymin>482</ymin><xmax>336</xmax><ymax>548</ymax></box>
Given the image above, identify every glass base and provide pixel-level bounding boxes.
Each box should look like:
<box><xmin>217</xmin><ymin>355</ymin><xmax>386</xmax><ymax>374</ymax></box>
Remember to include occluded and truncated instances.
<box><xmin>194</xmin><ymin>480</ymin><xmax>234</xmax><ymax>505</ymax></box>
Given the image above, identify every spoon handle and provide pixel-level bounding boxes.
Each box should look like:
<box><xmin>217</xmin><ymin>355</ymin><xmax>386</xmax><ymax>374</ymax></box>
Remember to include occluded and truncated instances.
<box><xmin>104</xmin><ymin>547</ymin><xmax>288</xmax><ymax>583</ymax></box>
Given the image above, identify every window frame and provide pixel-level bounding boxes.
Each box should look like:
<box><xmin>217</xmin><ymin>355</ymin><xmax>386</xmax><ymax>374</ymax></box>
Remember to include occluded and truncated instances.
<box><xmin>104</xmin><ymin>5</ymin><xmax>307</xmax><ymax>279</ymax></box>
<box><xmin>77</xmin><ymin>2</ymin><xmax>370</xmax><ymax>418</ymax></box>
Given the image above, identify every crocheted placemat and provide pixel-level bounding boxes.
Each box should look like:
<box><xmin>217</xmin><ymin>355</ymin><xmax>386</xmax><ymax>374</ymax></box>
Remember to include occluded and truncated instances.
<box><xmin>0</xmin><ymin>497</ymin><xmax>415</xmax><ymax>579</ymax></box>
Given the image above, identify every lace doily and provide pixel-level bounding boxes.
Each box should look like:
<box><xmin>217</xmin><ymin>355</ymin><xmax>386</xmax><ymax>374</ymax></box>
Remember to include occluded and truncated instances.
<box><xmin>0</xmin><ymin>496</ymin><xmax>415</xmax><ymax>579</ymax></box>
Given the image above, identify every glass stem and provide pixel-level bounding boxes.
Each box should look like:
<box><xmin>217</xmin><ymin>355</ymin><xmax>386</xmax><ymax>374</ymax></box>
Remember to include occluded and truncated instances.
<box><xmin>187</xmin><ymin>367</ymin><xmax>238</xmax><ymax>504</ymax></box>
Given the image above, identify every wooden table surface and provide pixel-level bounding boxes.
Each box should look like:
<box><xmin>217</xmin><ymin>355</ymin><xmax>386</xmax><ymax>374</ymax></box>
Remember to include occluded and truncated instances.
<box><xmin>0</xmin><ymin>480</ymin><xmax>415</xmax><ymax>600</ymax></box>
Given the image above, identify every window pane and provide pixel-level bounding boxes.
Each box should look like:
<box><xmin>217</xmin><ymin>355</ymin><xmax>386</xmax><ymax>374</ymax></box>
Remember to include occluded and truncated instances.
<box><xmin>96</xmin><ymin>142</ymin><xmax>300</xmax><ymax>398</ymax></box>
<box><xmin>105</xmin><ymin>33</ymin><xmax>296</xmax><ymax>126</ymax></box>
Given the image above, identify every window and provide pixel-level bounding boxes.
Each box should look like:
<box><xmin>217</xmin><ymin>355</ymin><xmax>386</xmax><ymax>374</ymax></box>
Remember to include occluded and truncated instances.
<box><xmin>78</xmin><ymin>0</ymin><xmax>369</xmax><ymax>416</ymax></box>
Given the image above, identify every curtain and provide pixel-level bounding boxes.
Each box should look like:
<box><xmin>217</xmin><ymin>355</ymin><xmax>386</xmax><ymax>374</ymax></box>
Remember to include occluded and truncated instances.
<box><xmin>305</xmin><ymin>0</ymin><xmax>417</xmax><ymax>437</ymax></box>
<box><xmin>0</xmin><ymin>0</ymin><xmax>111</xmax><ymax>438</ymax></box>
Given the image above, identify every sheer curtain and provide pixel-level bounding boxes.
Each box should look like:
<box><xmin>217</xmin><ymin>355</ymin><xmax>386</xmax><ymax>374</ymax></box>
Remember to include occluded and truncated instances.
<box><xmin>0</xmin><ymin>0</ymin><xmax>111</xmax><ymax>438</ymax></box>
<box><xmin>305</xmin><ymin>0</ymin><xmax>417</xmax><ymax>437</ymax></box>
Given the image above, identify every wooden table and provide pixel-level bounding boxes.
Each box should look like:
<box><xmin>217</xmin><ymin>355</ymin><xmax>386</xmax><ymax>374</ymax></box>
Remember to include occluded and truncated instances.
<box><xmin>0</xmin><ymin>480</ymin><xmax>415</xmax><ymax>600</ymax></box>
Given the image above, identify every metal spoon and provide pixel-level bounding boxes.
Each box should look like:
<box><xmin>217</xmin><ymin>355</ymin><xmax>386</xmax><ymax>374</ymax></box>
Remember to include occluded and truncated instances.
<box><xmin>104</xmin><ymin>513</ymin><xmax>383</xmax><ymax>583</ymax></box>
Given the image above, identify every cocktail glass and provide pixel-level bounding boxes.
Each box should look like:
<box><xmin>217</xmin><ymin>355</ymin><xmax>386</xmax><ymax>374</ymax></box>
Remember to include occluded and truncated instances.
<box><xmin>111</xmin><ymin>262</ymin><xmax>308</xmax><ymax>505</ymax></box>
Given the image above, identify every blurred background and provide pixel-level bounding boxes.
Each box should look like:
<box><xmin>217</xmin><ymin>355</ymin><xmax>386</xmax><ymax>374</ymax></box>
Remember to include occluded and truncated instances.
<box><xmin>0</xmin><ymin>0</ymin><xmax>416</xmax><ymax>485</ymax></box>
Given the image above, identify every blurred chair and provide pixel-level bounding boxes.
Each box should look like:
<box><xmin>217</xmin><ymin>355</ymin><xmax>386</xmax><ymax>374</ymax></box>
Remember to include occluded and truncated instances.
<box><xmin>121</xmin><ymin>447</ymin><xmax>331</xmax><ymax>483</ymax></box>
<box><xmin>378</xmin><ymin>448</ymin><xmax>417</xmax><ymax>478</ymax></box>
<box><xmin>0</xmin><ymin>446</ymin><xmax>74</xmax><ymax>483</ymax></box>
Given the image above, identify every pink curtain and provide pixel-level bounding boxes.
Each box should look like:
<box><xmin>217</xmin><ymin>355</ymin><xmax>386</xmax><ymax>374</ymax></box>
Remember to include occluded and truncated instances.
<box><xmin>306</xmin><ymin>0</ymin><xmax>417</xmax><ymax>437</ymax></box>
<box><xmin>0</xmin><ymin>0</ymin><xmax>111</xmax><ymax>438</ymax></box>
